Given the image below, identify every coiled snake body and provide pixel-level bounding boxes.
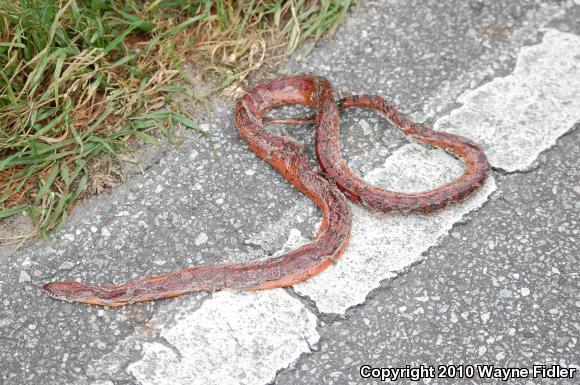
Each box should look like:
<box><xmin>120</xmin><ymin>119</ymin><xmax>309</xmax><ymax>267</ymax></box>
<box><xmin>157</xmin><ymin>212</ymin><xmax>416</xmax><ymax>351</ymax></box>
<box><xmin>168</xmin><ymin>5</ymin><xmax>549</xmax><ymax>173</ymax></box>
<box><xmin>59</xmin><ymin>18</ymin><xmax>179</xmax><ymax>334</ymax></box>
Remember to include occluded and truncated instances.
<box><xmin>43</xmin><ymin>75</ymin><xmax>490</xmax><ymax>306</ymax></box>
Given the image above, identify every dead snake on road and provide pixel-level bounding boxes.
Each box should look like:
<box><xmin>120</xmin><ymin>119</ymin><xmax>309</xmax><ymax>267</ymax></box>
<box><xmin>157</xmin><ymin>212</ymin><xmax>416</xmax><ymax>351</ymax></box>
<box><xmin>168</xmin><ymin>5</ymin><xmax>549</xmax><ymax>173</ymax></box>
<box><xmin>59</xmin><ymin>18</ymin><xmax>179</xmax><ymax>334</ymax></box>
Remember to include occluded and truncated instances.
<box><xmin>43</xmin><ymin>75</ymin><xmax>490</xmax><ymax>306</ymax></box>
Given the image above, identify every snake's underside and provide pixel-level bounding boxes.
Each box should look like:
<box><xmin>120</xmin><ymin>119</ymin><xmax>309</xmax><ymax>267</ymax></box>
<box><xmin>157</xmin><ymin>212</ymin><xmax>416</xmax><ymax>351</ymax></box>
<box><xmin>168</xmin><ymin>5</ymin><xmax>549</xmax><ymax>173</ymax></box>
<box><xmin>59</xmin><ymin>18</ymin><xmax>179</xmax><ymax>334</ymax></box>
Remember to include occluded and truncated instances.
<box><xmin>43</xmin><ymin>75</ymin><xmax>490</xmax><ymax>306</ymax></box>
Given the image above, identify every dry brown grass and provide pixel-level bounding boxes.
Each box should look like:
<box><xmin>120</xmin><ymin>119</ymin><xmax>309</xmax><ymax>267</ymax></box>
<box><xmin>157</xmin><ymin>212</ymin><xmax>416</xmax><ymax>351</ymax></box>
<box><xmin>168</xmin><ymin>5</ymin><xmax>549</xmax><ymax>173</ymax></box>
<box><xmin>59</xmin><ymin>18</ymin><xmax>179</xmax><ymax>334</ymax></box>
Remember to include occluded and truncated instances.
<box><xmin>0</xmin><ymin>0</ymin><xmax>355</xmax><ymax>238</ymax></box>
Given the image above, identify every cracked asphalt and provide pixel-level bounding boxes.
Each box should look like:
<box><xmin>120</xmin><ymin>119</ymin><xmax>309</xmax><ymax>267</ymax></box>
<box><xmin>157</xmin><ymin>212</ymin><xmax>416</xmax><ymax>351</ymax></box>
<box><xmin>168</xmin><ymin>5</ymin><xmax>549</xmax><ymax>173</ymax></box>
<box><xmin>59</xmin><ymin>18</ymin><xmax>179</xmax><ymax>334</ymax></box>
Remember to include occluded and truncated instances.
<box><xmin>1</xmin><ymin>0</ymin><xmax>579</xmax><ymax>384</ymax></box>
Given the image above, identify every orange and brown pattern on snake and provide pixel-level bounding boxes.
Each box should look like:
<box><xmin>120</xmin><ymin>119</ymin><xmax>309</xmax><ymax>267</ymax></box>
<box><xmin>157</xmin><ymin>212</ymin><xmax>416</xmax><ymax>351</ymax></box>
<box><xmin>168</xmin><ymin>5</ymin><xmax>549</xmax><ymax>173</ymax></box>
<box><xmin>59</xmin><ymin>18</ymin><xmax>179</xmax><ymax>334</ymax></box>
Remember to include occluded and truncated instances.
<box><xmin>43</xmin><ymin>75</ymin><xmax>489</xmax><ymax>306</ymax></box>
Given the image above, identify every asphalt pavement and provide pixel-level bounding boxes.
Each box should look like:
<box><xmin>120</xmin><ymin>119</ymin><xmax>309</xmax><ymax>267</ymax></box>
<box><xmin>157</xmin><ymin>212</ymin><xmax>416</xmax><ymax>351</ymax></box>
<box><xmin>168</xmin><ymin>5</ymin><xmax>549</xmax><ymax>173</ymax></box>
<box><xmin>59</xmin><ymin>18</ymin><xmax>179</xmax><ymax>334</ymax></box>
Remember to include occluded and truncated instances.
<box><xmin>0</xmin><ymin>0</ymin><xmax>578</xmax><ymax>384</ymax></box>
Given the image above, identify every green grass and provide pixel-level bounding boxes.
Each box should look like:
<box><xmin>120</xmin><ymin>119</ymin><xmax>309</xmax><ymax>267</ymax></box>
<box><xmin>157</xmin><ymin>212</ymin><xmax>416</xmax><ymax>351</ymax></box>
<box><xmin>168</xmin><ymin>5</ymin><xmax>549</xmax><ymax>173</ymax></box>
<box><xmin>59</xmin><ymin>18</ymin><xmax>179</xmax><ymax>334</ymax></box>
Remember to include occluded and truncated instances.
<box><xmin>0</xmin><ymin>0</ymin><xmax>355</xmax><ymax>239</ymax></box>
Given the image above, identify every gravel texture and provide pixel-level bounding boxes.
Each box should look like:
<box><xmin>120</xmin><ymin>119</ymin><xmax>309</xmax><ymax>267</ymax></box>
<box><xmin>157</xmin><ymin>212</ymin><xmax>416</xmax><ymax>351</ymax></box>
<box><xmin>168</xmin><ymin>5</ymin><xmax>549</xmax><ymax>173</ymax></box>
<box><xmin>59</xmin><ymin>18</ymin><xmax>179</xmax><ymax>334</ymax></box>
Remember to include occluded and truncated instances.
<box><xmin>0</xmin><ymin>0</ymin><xmax>578</xmax><ymax>384</ymax></box>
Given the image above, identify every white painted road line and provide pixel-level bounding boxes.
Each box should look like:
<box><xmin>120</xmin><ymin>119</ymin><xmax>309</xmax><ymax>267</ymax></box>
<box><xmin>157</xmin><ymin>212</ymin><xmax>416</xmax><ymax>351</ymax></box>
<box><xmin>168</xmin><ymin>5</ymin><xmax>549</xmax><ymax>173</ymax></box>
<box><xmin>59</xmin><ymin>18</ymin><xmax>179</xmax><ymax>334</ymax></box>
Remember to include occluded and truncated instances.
<box><xmin>92</xmin><ymin>291</ymin><xmax>318</xmax><ymax>385</ymax></box>
<box><xmin>294</xmin><ymin>144</ymin><xmax>496</xmax><ymax>314</ymax></box>
<box><xmin>435</xmin><ymin>29</ymin><xmax>580</xmax><ymax>172</ymax></box>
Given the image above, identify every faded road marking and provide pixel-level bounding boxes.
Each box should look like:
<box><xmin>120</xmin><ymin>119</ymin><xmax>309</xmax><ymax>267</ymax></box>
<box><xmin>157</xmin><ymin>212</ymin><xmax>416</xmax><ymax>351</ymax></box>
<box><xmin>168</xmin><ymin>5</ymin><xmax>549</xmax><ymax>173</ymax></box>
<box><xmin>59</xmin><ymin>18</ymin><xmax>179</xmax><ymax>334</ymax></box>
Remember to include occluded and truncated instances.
<box><xmin>127</xmin><ymin>290</ymin><xmax>318</xmax><ymax>385</ymax></box>
<box><xmin>435</xmin><ymin>29</ymin><xmax>580</xmax><ymax>172</ymax></box>
<box><xmin>294</xmin><ymin>144</ymin><xmax>496</xmax><ymax>314</ymax></box>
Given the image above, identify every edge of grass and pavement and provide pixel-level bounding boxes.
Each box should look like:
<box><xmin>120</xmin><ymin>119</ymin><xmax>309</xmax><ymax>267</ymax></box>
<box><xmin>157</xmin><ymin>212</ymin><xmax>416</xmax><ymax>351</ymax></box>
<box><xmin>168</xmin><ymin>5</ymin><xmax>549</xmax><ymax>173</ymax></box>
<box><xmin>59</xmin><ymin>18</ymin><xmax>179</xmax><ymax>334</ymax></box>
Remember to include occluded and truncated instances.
<box><xmin>0</xmin><ymin>0</ymin><xmax>355</xmax><ymax>243</ymax></box>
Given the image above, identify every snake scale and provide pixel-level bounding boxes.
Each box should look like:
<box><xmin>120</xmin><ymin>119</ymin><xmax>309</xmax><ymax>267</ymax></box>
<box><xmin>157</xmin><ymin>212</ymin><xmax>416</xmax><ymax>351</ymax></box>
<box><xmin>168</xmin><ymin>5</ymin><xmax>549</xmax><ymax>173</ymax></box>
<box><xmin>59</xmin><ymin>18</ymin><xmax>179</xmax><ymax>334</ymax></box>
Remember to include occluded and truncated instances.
<box><xmin>43</xmin><ymin>75</ymin><xmax>490</xmax><ymax>306</ymax></box>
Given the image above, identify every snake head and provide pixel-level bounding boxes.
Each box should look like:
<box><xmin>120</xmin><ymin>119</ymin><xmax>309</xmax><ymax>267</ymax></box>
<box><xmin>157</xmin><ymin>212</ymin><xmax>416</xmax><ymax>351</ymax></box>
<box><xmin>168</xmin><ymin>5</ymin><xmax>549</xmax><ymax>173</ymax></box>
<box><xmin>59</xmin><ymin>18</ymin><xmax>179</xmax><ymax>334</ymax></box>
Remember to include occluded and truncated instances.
<box><xmin>43</xmin><ymin>281</ymin><xmax>131</xmax><ymax>306</ymax></box>
<box><xmin>43</xmin><ymin>281</ymin><xmax>87</xmax><ymax>302</ymax></box>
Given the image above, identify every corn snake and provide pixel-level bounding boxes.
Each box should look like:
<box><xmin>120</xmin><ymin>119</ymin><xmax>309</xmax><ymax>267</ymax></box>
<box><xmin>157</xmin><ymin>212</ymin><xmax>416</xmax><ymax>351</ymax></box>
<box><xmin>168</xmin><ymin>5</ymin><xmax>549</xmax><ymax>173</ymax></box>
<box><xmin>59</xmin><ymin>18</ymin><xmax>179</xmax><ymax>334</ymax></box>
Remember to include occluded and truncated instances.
<box><xmin>43</xmin><ymin>75</ymin><xmax>490</xmax><ymax>306</ymax></box>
